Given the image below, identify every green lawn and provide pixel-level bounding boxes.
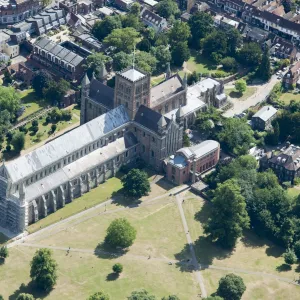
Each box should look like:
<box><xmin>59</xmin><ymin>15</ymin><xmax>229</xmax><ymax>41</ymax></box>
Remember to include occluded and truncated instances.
<box><xmin>287</xmin><ymin>187</ymin><xmax>300</xmax><ymax>198</ymax></box>
<box><xmin>27</xmin><ymin>177</ymin><xmax>123</xmax><ymax>233</ymax></box>
<box><xmin>186</xmin><ymin>51</ymin><xmax>228</xmax><ymax>76</ymax></box>
<box><xmin>2</xmin><ymin>182</ymin><xmax>200</xmax><ymax>300</ymax></box>
<box><xmin>225</xmin><ymin>87</ymin><xmax>257</xmax><ymax>101</ymax></box>
<box><xmin>151</xmin><ymin>75</ymin><xmax>165</xmax><ymax>86</ymax></box>
<box><xmin>279</xmin><ymin>92</ymin><xmax>300</xmax><ymax>105</ymax></box>
<box><xmin>18</xmin><ymin>89</ymin><xmax>48</xmax><ymax>121</ymax></box>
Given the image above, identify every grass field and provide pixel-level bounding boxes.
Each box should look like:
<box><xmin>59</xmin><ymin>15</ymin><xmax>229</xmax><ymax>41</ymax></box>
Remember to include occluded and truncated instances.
<box><xmin>225</xmin><ymin>87</ymin><xmax>257</xmax><ymax>101</ymax></box>
<box><xmin>18</xmin><ymin>89</ymin><xmax>48</xmax><ymax>121</ymax></box>
<box><xmin>279</xmin><ymin>92</ymin><xmax>300</xmax><ymax>105</ymax></box>
<box><xmin>186</xmin><ymin>51</ymin><xmax>228</xmax><ymax>76</ymax></box>
<box><xmin>2</xmin><ymin>182</ymin><xmax>200</xmax><ymax>300</ymax></box>
<box><xmin>287</xmin><ymin>187</ymin><xmax>300</xmax><ymax>198</ymax></box>
<box><xmin>27</xmin><ymin>177</ymin><xmax>123</xmax><ymax>233</ymax></box>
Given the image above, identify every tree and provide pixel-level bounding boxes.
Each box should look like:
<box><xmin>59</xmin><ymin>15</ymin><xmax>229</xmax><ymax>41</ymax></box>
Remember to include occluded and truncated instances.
<box><xmin>128</xmin><ymin>289</ymin><xmax>156</xmax><ymax>300</ymax></box>
<box><xmin>171</xmin><ymin>42</ymin><xmax>190</xmax><ymax>67</ymax></box>
<box><xmin>51</xmin><ymin>124</ymin><xmax>57</xmax><ymax>133</ymax></box>
<box><xmin>217</xmin><ymin>118</ymin><xmax>255</xmax><ymax>155</ymax></box>
<box><xmin>283</xmin><ymin>249</ymin><xmax>297</xmax><ymax>265</ymax></box>
<box><xmin>169</xmin><ymin>21</ymin><xmax>191</xmax><ymax>46</ymax></box>
<box><xmin>217</xmin><ymin>274</ymin><xmax>246</xmax><ymax>300</ymax></box>
<box><xmin>201</xmin><ymin>31</ymin><xmax>228</xmax><ymax>61</ymax></box>
<box><xmin>156</xmin><ymin>0</ymin><xmax>179</xmax><ymax>19</ymax></box>
<box><xmin>257</xmin><ymin>47</ymin><xmax>271</xmax><ymax>82</ymax></box>
<box><xmin>11</xmin><ymin>131</ymin><xmax>25</xmax><ymax>153</ymax></box>
<box><xmin>238</xmin><ymin>42</ymin><xmax>262</xmax><ymax>67</ymax></box>
<box><xmin>183</xmin><ymin>132</ymin><xmax>190</xmax><ymax>147</ymax></box>
<box><xmin>0</xmin><ymin>86</ymin><xmax>20</xmax><ymax>118</ymax></box>
<box><xmin>221</xmin><ymin>57</ymin><xmax>237</xmax><ymax>72</ymax></box>
<box><xmin>16</xmin><ymin>294</ymin><xmax>35</xmax><ymax>300</ymax></box>
<box><xmin>121</xmin><ymin>169</ymin><xmax>150</xmax><ymax>198</ymax></box>
<box><xmin>43</xmin><ymin>79</ymin><xmax>70</xmax><ymax>104</ymax></box>
<box><xmin>135</xmin><ymin>51</ymin><xmax>157</xmax><ymax>74</ymax></box>
<box><xmin>32</xmin><ymin>70</ymin><xmax>53</xmax><ymax>97</ymax></box>
<box><xmin>188</xmin><ymin>12</ymin><xmax>213</xmax><ymax>49</ymax></box>
<box><xmin>226</xmin><ymin>28</ymin><xmax>242</xmax><ymax>56</ymax></box>
<box><xmin>30</xmin><ymin>248</ymin><xmax>58</xmax><ymax>291</ymax></box>
<box><xmin>88</xmin><ymin>291</ymin><xmax>110</xmax><ymax>300</ymax></box>
<box><xmin>204</xmin><ymin>297</ymin><xmax>224</xmax><ymax>300</ymax></box>
<box><xmin>86</xmin><ymin>53</ymin><xmax>108</xmax><ymax>78</ymax></box>
<box><xmin>204</xmin><ymin>179</ymin><xmax>250</xmax><ymax>248</ymax></box>
<box><xmin>161</xmin><ymin>296</ymin><xmax>180</xmax><ymax>300</ymax></box>
<box><xmin>187</xmin><ymin>71</ymin><xmax>200</xmax><ymax>85</ymax></box>
<box><xmin>151</xmin><ymin>46</ymin><xmax>171</xmax><ymax>72</ymax></box>
<box><xmin>0</xmin><ymin>246</ymin><xmax>8</xmax><ymax>260</ymax></box>
<box><xmin>105</xmin><ymin>218</ymin><xmax>137</xmax><ymax>249</ymax></box>
<box><xmin>235</xmin><ymin>79</ymin><xmax>247</xmax><ymax>95</ymax></box>
<box><xmin>294</xmin><ymin>240</ymin><xmax>300</xmax><ymax>259</ymax></box>
<box><xmin>104</xmin><ymin>28</ymin><xmax>140</xmax><ymax>53</ymax></box>
<box><xmin>41</xmin><ymin>0</ymin><xmax>51</xmax><ymax>6</ymax></box>
<box><xmin>113</xmin><ymin>52</ymin><xmax>132</xmax><ymax>71</ymax></box>
<box><xmin>112</xmin><ymin>263</ymin><xmax>123</xmax><ymax>274</ymax></box>
<box><xmin>92</xmin><ymin>16</ymin><xmax>122</xmax><ymax>40</ymax></box>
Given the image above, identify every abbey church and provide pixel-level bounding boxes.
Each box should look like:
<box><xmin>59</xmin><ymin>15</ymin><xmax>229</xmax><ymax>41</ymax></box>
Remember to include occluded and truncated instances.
<box><xmin>0</xmin><ymin>66</ymin><xmax>227</xmax><ymax>233</ymax></box>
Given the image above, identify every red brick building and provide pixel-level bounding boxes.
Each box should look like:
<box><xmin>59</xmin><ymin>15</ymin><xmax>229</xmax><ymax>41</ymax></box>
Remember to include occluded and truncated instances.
<box><xmin>165</xmin><ymin>140</ymin><xmax>220</xmax><ymax>185</ymax></box>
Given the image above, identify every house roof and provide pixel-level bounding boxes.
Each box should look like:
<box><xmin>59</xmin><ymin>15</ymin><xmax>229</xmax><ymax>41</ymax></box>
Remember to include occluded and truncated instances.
<box><xmin>89</xmin><ymin>78</ymin><xmax>114</xmax><ymax>109</ymax></box>
<box><xmin>269</xmin><ymin>145</ymin><xmax>300</xmax><ymax>171</ymax></box>
<box><xmin>252</xmin><ymin>105</ymin><xmax>277</xmax><ymax>121</ymax></box>
<box><xmin>141</xmin><ymin>7</ymin><xmax>163</xmax><ymax>25</ymax></box>
<box><xmin>120</xmin><ymin>67</ymin><xmax>146</xmax><ymax>82</ymax></box>
<box><xmin>134</xmin><ymin>105</ymin><xmax>170</xmax><ymax>133</ymax></box>
<box><xmin>5</xmin><ymin>106</ymin><xmax>130</xmax><ymax>183</ymax></box>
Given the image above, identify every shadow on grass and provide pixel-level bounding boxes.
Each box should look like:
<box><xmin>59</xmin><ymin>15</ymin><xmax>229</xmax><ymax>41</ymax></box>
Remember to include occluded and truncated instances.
<box><xmin>229</xmin><ymin>91</ymin><xmax>243</xmax><ymax>99</ymax></box>
<box><xmin>9</xmin><ymin>282</ymin><xmax>50</xmax><ymax>300</ymax></box>
<box><xmin>193</xmin><ymin>51</ymin><xmax>219</xmax><ymax>71</ymax></box>
<box><xmin>276</xmin><ymin>263</ymin><xmax>292</xmax><ymax>272</ymax></box>
<box><xmin>111</xmin><ymin>189</ymin><xmax>142</xmax><ymax>207</ymax></box>
<box><xmin>94</xmin><ymin>242</ymin><xmax>128</xmax><ymax>260</ymax></box>
<box><xmin>155</xmin><ymin>178</ymin><xmax>174</xmax><ymax>191</ymax></box>
<box><xmin>106</xmin><ymin>272</ymin><xmax>119</xmax><ymax>281</ymax></box>
<box><xmin>2</xmin><ymin>149</ymin><xmax>20</xmax><ymax>161</ymax></box>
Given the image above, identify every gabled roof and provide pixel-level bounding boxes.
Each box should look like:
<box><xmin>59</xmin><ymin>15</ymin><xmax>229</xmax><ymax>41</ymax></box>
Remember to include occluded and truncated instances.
<box><xmin>252</xmin><ymin>105</ymin><xmax>277</xmax><ymax>121</ymax></box>
<box><xmin>5</xmin><ymin>106</ymin><xmax>130</xmax><ymax>183</ymax></box>
<box><xmin>134</xmin><ymin>105</ymin><xmax>170</xmax><ymax>133</ymax></box>
<box><xmin>141</xmin><ymin>7</ymin><xmax>163</xmax><ymax>25</ymax></box>
<box><xmin>89</xmin><ymin>78</ymin><xmax>114</xmax><ymax>109</ymax></box>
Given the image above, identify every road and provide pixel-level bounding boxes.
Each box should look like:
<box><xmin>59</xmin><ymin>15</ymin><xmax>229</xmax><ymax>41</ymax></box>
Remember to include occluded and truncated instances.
<box><xmin>223</xmin><ymin>74</ymin><xmax>279</xmax><ymax>118</ymax></box>
<box><xmin>176</xmin><ymin>194</ymin><xmax>207</xmax><ymax>298</ymax></box>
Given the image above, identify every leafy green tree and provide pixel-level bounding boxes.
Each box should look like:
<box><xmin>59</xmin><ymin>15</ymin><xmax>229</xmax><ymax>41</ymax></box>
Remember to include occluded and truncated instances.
<box><xmin>112</xmin><ymin>263</ymin><xmax>123</xmax><ymax>274</ymax></box>
<box><xmin>128</xmin><ymin>289</ymin><xmax>156</xmax><ymax>300</ymax></box>
<box><xmin>235</xmin><ymin>79</ymin><xmax>246</xmax><ymax>95</ymax></box>
<box><xmin>0</xmin><ymin>86</ymin><xmax>20</xmax><ymax>118</ymax></box>
<box><xmin>16</xmin><ymin>293</ymin><xmax>35</xmax><ymax>300</ymax></box>
<box><xmin>156</xmin><ymin>0</ymin><xmax>179</xmax><ymax>19</ymax></box>
<box><xmin>187</xmin><ymin>71</ymin><xmax>200</xmax><ymax>85</ymax></box>
<box><xmin>169</xmin><ymin>21</ymin><xmax>191</xmax><ymax>46</ymax></box>
<box><xmin>257</xmin><ymin>47</ymin><xmax>271</xmax><ymax>82</ymax></box>
<box><xmin>188</xmin><ymin>12</ymin><xmax>213</xmax><ymax>49</ymax></box>
<box><xmin>201</xmin><ymin>31</ymin><xmax>228</xmax><ymax>61</ymax></box>
<box><xmin>238</xmin><ymin>42</ymin><xmax>262</xmax><ymax>67</ymax></box>
<box><xmin>92</xmin><ymin>16</ymin><xmax>122</xmax><ymax>40</ymax></box>
<box><xmin>217</xmin><ymin>274</ymin><xmax>246</xmax><ymax>300</ymax></box>
<box><xmin>204</xmin><ymin>179</ymin><xmax>250</xmax><ymax>248</ymax></box>
<box><xmin>218</xmin><ymin>118</ymin><xmax>255</xmax><ymax>155</ymax></box>
<box><xmin>138</xmin><ymin>39</ymin><xmax>151</xmax><ymax>52</ymax></box>
<box><xmin>32</xmin><ymin>70</ymin><xmax>53</xmax><ymax>97</ymax></box>
<box><xmin>105</xmin><ymin>218</ymin><xmax>137</xmax><ymax>249</ymax></box>
<box><xmin>129</xmin><ymin>2</ymin><xmax>141</xmax><ymax>16</ymax></box>
<box><xmin>104</xmin><ymin>27</ymin><xmax>140</xmax><ymax>53</ymax></box>
<box><xmin>121</xmin><ymin>169</ymin><xmax>150</xmax><ymax>198</ymax></box>
<box><xmin>43</xmin><ymin>79</ymin><xmax>70</xmax><ymax>104</ymax></box>
<box><xmin>283</xmin><ymin>249</ymin><xmax>297</xmax><ymax>265</ymax></box>
<box><xmin>11</xmin><ymin>131</ymin><xmax>25</xmax><ymax>153</ymax></box>
<box><xmin>151</xmin><ymin>46</ymin><xmax>171</xmax><ymax>72</ymax></box>
<box><xmin>41</xmin><ymin>0</ymin><xmax>51</xmax><ymax>6</ymax></box>
<box><xmin>155</xmin><ymin>32</ymin><xmax>169</xmax><ymax>46</ymax></box>
<box><xmin>226</xmin><ymin>28</ymin><xmax>242</xmax><ymax>56</ymax></box>
<box><xmin>221</xmin><ymin>57</ymin><xmax>237</xmax><ymax>72</ymax></box>
<box><xmin>88</xmin><ymin>291</ymin><xmax>110</xmax><ymax>300</ymax></box>
<box><xmin>30</xmin><ymin>249</ymin><xmax>58</xmax><ymax>291</ymax></box>
<box><xmin>0</xmin><ymin>296</ymin><xmax>4</xmax><ymax>300</ymax></box>
<box><xmin>86</xmin><ymin>53</ymin><xmax>108</xmax><ymax>78</ymax></box>
<box><xmin>113</xmin><ymin>52</ymin><xmax>132</xmax><ymax>71</ymax></box>
<box><xmin>51</xmin><ymin>124</ymin><xmax>57</xmax><ymax>133</ymax></box>
<box><xmin>135</xmin><ymin>51</ymin><xmax>157</xmax><ymax>74</ymax></box>
<box><xmin>183</xmin><ymin>132</ymin><xmax>190</xmax><ymax>147</ymax></box>
<box><xmin>0</xmin><ymin>246</ymin><xmax>8</xmax><ymax>260</ymax></box>
<box><xmin>171</xmin><ymin>42</ymin><xmax>190</xmax><ymax>67</ymax></box>
<box><xmin>204</xmin><ymin>297</ymin><xmax>224</xmax><ymax>300</ymax></box>
<box><xmin>293</xmin><ymin>240</ymin><xmax>300</xmax><ymax>259</ymax></box>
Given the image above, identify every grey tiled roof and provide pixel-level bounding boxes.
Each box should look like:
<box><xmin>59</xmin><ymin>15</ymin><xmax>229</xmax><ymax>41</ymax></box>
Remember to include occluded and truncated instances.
<box><xmin>89</xmin><ymin>78</ymin><xmax>114</xmax><ymax>109</ymax></box>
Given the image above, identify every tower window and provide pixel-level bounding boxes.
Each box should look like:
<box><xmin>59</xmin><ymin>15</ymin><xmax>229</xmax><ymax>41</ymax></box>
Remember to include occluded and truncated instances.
<box><xmin>125</xmin><ymin>102</ymin><xmax>128</xmax><ymax>108</ymax></box>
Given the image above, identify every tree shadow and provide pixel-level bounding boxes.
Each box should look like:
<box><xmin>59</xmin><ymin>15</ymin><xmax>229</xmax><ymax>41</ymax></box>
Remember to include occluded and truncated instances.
<box><xmin>9</xmin><ymin>282</ymin><xmax>50</xmax><ymax>300</ymax></box>
<box><xmin>294</xmin><ymin>265</ymin><xmax>300</xmax><ymax>273</ymax></box>
<box><xmin>94</xmin><ymin>242</ymin><xmax>128</xmax><ymax>260</ymax></box>
<box><xmin>229</xmin><ymin>91</ymin><xmax>243</xmax><ymax>99</ymax></box>
<box><xmin>0</xmin><ymin>258</ymin><xmax>5</xmax><ymax>265</ymax></box>
<box><xmin>194</xmin><ymin>51</ymin><xmax>218</xmax><ymax>71</ymax></box>
<box><xmin>276</xmin><ymin>263</ymin><xmax>292</xmax><ymax>272</ymax></box>
<box><xmin>240</xmin><ymin>230</ymin><xmax>269</xmax><ymax>249</ymax></box>
<box><xmin>265</xmin><ymin>244</ymin><xmax>284</xmax><ymax>258</ymax></box>
<box><xmin>106</xmin><ymin>272</ymin><xmax>119</xmax><ymax>281</ymax></box>
<box><xmin>111</xmin><ymin>190</ymin><xmax>142</xmax><ymax>207</ymax></box>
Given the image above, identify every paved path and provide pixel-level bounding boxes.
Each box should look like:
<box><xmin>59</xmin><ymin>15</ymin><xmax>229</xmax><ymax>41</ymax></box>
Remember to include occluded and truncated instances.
<box><xmin>176</xmin><ymin>194</ymin><xmax>207</xmax><ymax>298</ymax></box>
<box><xmin>223</xmin><ymin>75</ymin><xmax>279</xmax><ymax>118</ymax></box>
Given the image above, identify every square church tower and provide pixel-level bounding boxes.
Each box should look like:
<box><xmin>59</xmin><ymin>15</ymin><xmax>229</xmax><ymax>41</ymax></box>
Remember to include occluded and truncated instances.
<box><xmin>114</xmin><ymin>67</ymin><xmax>151</xmax><ymax>120</ymax></box>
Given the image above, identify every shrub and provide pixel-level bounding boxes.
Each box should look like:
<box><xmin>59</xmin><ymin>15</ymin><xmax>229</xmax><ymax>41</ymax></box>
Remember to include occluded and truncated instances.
<box><xmin>61</xmin><ymin>109</ymin><xmax>72</xmax><ymax>121</ymax></box>
<box><xmin>112</xmin><ymin>263</ymin><xmax>123</xmax><ymax>274</ymax></box>
<box><xmin>6</xmin><ymin>145</ymin><xmax>11</xmax><ymax>151</ymax></box>
<box><xmin>46</xmin><ymin>115</ymin><xmax>51</xmax><ymax>123</ymax></box>
<box><xmin>6</xmin><ymin>131</ymin><xmax>12</xmax><ymax>141</ymax></box>
<box><xmin>51</xmin><ymin>124</ymin><xmax>57</xmax><ymax>133</ymax></box>
<box><xmin>283</xmin><ymin>249</ymin><xmax>297</xmax><ymax>265</ymax></box>
<box><xmin>32</xmin><ymin>120</ymin><xmax>38</xmax><ymax>127</ymax></box>
<box><xmin>294</xmin><ymin>240</ymin><xmax>300</xmax><ymax>259</ymax></box>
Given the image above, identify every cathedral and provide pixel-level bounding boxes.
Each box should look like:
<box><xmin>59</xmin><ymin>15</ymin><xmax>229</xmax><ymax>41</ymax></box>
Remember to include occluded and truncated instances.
<box><xmin>0</xmin><ymin>65</ymin><xmax>227</xmax><ymax>233</ymax></box>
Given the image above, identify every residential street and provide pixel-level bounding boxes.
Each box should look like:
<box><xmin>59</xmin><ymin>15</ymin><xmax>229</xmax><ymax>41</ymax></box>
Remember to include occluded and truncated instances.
<box><xmin>223</xmin><ymin>75</ymin><xmax>279</xmax><ymax>117</ymax></box>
